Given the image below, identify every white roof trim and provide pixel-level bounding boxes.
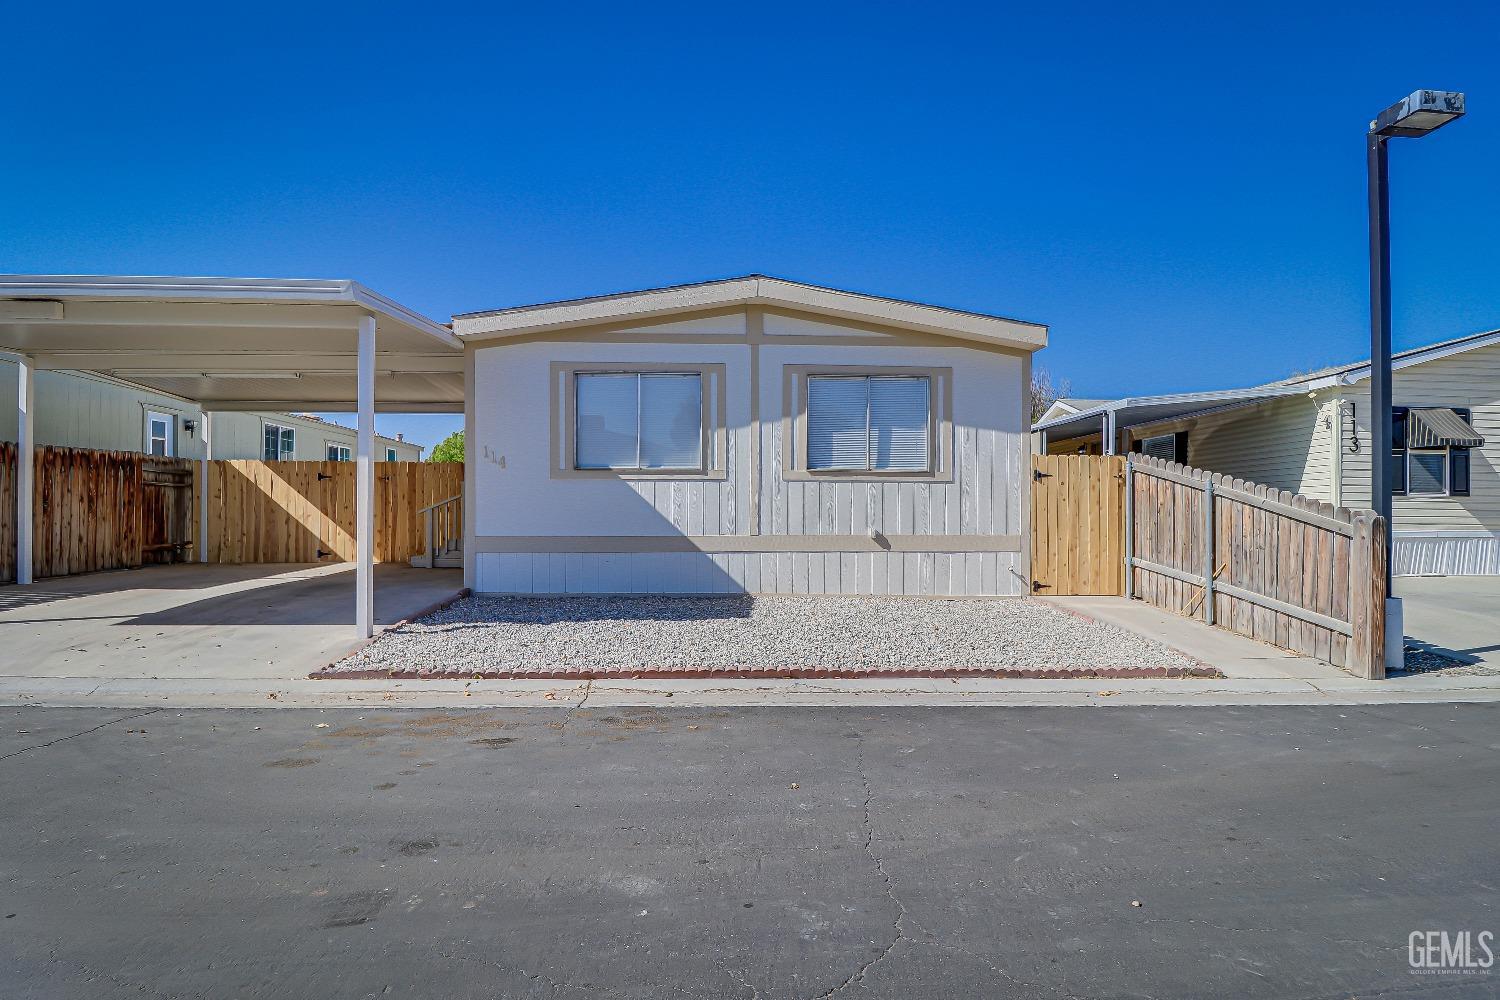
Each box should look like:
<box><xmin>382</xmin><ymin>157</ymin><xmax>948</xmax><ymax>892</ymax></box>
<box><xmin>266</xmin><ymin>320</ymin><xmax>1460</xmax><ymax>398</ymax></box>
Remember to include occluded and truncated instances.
<box><xmin>1294</xmin><ymin>329</ymin><xmax>1500</xmax><ymax>389</ymax></box>
<box><xmin>0</xmin><ymin>274</ymin><xmax>459</xmax><ymax>349</ymax></box>
<box><xmin>453</xmin><ymin>275</ymin><xmax>1047</xmax><ymax>351</ymax></box>
<box><xmin>1031</xmin><ymin>385</ymin><xmax>1302</xmax><ymax>433</ymax></box>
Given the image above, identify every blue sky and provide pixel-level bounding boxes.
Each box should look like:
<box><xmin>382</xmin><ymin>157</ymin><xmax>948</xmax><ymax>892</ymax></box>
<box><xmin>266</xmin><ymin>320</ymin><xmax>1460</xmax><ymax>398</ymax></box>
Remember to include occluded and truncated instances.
<box><xmin>3</xmin><ymin>2</ymin><xmax>1498</xmax><ymax>449</ymax></box>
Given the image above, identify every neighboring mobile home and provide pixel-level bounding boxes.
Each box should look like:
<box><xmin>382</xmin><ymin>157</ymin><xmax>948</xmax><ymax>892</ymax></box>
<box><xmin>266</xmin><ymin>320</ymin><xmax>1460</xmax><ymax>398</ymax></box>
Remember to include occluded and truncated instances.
<box><xmin>0</xmin><ymin>363</ymin><xmax>423</xmax><ymax>462</ymax></box>
<box><xmin>453</xmin><ymin>276</ymin><xmax>1046</xmax><ymax>596</ymax></box>
<box><xmin>1032</xmin><ymin>330</ymin><xmax>1498</xmax><ymax>575</ymax></box>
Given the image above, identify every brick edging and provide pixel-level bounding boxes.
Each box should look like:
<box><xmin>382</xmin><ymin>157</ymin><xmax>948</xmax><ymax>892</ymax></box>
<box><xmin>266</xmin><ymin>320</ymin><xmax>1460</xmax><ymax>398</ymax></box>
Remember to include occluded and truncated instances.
<box><xmin>316</xmin><ymin>587</ymin><xmax>471</xmax><ymax>674</ymax></box>
<box><xmin>312</xmin><ymin>663</ymin><xmax>1225</xmax><ymax>681</ymax></box>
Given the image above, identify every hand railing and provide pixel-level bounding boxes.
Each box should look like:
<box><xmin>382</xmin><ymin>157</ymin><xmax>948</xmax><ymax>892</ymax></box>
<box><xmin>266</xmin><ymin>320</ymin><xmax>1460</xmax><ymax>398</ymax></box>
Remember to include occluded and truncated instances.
<box><xmin>418</xmin><ymin>494</ymin><xmax>463</xmax><ymax>567</ymax></box>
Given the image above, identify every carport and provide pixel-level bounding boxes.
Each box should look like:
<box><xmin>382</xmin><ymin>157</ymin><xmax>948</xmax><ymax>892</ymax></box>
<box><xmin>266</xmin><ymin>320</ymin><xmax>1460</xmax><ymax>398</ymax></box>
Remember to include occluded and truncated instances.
<box><xmin>0</xmin><ymin>275</ymin><xmax>463</xmax><ymax>637</ymax></box>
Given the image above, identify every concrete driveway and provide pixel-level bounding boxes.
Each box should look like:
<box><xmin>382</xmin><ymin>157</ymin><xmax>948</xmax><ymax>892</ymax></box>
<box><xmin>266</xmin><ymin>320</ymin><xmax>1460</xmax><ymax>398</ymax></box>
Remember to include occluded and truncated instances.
<box><xmin>0</xmin><ymin>563</ymin><xmax>463</xmax><ymax>681</ymax></box>
<box><xmin>1396</xmin><ymin>576</ymin><xmax>1500</xmax><ymax>668</ymax></box>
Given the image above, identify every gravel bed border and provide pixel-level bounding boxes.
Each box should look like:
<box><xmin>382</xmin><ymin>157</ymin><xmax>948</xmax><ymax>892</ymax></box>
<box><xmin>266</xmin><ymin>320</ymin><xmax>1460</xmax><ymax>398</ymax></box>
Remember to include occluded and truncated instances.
<box><xmin>316</xmin><ymin>663</ymin><xmax>1224</xmax><ymax>680</ymax></box>
<box><xmin>319</xmin><ymin>592</ymin><xmax>1222</xmax><ymax>680</ymax></box>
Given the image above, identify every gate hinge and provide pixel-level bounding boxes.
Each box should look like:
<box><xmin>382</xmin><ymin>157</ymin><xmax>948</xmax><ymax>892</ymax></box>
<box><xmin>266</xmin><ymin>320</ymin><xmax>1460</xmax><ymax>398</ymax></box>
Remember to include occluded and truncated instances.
<box><xmin>1033</xmin><ymin>468</ymin><xmax>1052</xmax><ymax>482</ymax></box>
<box><xmin>1031</xmin><ymin>579</ymin><xmax>1050</xmax><ymax>592</ymax></box>
<box><xmin>317</xmin><ymin>472</ymin><xmax>333</xmax><ymax>481</ymax></box>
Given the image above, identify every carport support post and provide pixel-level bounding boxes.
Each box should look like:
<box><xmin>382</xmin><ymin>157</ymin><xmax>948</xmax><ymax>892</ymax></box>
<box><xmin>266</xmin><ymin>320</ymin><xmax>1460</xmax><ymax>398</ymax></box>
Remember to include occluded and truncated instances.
<box><xmin>15</xmin><ymin>354</ymin><xmax>34</xmax><ymax>585</ymax></box>
<box><xmin>356</xmin><ymin>315</ymin><xmax>377</xmax><ymax>638</ymax></box>
<box><xmin>198</xmin><ymin>411</ymin><xmax>212</xmax><ymax>563</ymax></box>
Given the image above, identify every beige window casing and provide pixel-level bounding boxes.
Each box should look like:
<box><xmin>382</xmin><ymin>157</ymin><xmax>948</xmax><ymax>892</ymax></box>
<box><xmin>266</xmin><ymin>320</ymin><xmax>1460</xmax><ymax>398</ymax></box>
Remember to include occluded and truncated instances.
<box><xmin>782</xmin><ymin>364</ymin><xmax>954</xmax><ymax>482</ymax></box>
<box><xmin>550</xmin><ymin>361</ymin><xmax>728</xmax><ymax>480</ymax></box>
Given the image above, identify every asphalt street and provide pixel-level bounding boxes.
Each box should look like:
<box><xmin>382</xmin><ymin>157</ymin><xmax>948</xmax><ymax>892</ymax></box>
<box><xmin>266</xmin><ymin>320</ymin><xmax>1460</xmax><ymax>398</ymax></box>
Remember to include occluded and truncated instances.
<box><xmin>3</xmin><ymin>704</ymin><xmax>1496</xmax><ymax>999</ymax></box>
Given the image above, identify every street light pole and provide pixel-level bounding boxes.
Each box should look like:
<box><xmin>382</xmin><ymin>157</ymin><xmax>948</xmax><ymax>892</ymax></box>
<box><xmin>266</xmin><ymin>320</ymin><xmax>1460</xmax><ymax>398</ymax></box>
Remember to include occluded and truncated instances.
<box><xmin>1366</xmin><ymin>131</ymin><xmax>1392</xmax><ymax>586</ymax></box>
<box><xmin>1364</xmin><ymin>89</ymin><xmax>1465</xmax><ymax>669</ymax></box>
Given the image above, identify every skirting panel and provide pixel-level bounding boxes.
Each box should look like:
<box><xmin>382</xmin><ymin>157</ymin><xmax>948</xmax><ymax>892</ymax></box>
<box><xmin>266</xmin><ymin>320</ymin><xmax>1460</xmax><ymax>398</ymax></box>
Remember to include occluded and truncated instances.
<box><xmin>1394</xmin><ymin>534</ymin><xmax>1500</xmax><ymax>576</ymax></box>
<box><xmin>474</xmin><ymin>550</ymin><xmax>1026</xmax><ymax>596</ymax></box>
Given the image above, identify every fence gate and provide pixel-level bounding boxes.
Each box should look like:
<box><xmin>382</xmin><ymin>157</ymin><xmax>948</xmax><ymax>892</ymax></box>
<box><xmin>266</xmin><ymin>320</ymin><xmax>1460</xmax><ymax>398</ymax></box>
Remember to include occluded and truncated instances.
<box><xmin>1030</xmin><ymin>454</ymin><xmax>1125</xmax><ymax>596</ymax></box>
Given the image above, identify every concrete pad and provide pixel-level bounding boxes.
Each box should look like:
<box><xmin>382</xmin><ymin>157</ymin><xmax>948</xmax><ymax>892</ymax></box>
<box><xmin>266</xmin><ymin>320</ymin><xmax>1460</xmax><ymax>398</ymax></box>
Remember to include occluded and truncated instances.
<box><xmin>0</xmin><ymin>563</ymin><xmax>463</xmax><ymax>681</ymax></box>
<box><xmin>1396</xmin><ymin>575</ymin><xmax>1500</xmax><ymax>668</ymax></box>
<box><xmin>1043</xmin><ymin>596</ymin><xmax>1350</xmax><ymax>682</ymax></box>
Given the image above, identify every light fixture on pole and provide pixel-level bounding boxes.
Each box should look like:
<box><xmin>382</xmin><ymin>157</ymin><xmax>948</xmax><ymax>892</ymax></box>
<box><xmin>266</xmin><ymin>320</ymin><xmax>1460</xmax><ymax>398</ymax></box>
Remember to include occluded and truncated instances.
<box><xmin>1366</xmin><ymin>89</ymin><xmax>1465</xmax><ymax>672</ymax></box>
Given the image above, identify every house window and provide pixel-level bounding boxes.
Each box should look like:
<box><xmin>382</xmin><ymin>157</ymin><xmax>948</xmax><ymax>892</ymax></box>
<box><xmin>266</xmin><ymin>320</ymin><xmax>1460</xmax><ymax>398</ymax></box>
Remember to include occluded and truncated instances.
<box><xmin>327</xmin><ymin>443</ymin><xmax>352</xmax><ymax>462</ymax></box>
<box><xmin>1134</xmin><ymin>431</ymin><xmax>1189</xmax><ymax>464</ymax></box>
<box><xmin>263</xmin><ymin>423</ymin><xmax>295</xmax><ymax>461</ymax></box>
<box><xmin>806</xmin><ymin>375</ymin><xmax>931</xmax><ymax>472</ymax></box>
<box><xmin>1392</xmin><ymin>407</ymin><xmax>1478</xmax><ymax>498</ymax></box>
<box><xmin>575</xmin><ymin>372</ymin><xmax>703</xmax><ymax>471</ymax></box>
<box><xmin>386</xmin><ymin>447</ymin><xmax>398</xmax><ymax>462</ymax></box>
<box><xmin>145</xmin><ymin>411</ymin><xmax>174</xmax><ymax>457</ymax></box>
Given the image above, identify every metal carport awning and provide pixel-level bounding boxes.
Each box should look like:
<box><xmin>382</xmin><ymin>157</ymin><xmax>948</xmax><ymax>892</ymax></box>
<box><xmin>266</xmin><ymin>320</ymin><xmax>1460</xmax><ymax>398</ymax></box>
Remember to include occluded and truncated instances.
<box><xmin>0</xmin><ymin>275</ymin><xmax>464</xmax><ymax>638</ymax></box>
<box><xmin>1031</xmin><ymin>385</ymin><xmax>1304</xmax><ymax>454</ymax></box>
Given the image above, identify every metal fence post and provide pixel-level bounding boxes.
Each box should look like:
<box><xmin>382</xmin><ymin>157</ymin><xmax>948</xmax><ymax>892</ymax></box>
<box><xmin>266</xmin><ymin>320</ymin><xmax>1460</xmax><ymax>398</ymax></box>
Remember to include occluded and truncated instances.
<box><xmin>1202</xmin><ymin>477</ymin><xmax>1216</xmax><ymax>625</ymax></box>
<box><xmin>1123</xmin><ymin>458</ymin><xmax>1135</xmax><ymax>600</ymax></box>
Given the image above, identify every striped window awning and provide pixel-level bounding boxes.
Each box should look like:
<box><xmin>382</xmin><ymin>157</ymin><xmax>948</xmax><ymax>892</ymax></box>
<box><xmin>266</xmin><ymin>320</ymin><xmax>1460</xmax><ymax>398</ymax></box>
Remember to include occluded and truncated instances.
<box><xmin>1408</xmin><ymin>408</ymin><xmax>1485</xmax><ymax>449</ymax></box>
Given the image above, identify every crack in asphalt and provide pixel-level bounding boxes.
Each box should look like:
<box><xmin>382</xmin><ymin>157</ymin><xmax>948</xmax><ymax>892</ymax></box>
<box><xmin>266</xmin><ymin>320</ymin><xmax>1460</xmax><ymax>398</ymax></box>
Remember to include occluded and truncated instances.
<box><xmin>559</xmin><ymin>680</ymin><xmax>594</xmax><ymax>733</ymax></box>
<box><xmin>810</xmin><ymin>737</ymin><xmax>908</xmax><ymax>999</ymax></box>
<box><xmin>0</xmin><ymin>709</ymin><xmax>160</xmax><ymax>762</ymax></box>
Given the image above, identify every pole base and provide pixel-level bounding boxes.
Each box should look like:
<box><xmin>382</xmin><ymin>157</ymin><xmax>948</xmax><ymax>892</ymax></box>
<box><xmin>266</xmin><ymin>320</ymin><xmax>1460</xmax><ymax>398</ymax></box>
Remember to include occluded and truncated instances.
<box><xmin>1384</xmin><ymin>596</ymin><xmax>1405</xmax><ymax>674</ymax></box>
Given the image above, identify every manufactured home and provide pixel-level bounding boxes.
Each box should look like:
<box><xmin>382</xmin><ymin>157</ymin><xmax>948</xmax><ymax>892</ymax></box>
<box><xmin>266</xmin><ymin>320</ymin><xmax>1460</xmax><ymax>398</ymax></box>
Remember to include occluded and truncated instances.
<box><xmin>454</xmin><ymin>276</ymin><xmax>1046</xmax><ymax>596</ymax></box>
<box><xmin>1033</xmin><ymin>330</ymin><xmax>1498</xmax><ymax>575</ymax></box>
<box><xmin>0</xmin><ymin>363</ymin><xmax>423</xmax><ymax>462</ymax></box>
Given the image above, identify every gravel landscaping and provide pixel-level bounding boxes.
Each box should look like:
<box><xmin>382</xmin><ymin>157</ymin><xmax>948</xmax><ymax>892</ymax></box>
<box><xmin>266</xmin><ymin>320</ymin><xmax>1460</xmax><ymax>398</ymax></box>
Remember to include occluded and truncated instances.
<box><xmin>322</xmin><ymin>595</ymin><xmax>1213</xmax><ymax>679</ymax></box>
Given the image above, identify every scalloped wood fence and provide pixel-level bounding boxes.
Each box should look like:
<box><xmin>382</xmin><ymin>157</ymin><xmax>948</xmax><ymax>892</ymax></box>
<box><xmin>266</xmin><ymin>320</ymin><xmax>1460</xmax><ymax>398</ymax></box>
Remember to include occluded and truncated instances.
<box><xmin>1125</xmin><ymin>454</ymin><xmax>1387</xmax><ymax>680</ymax></box>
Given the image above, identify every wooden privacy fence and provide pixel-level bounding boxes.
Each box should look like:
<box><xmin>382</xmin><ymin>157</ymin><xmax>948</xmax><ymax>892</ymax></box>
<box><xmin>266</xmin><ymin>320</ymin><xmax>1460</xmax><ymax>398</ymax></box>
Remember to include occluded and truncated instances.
<box><xmin>202</xmin><ymin>460</ymin><xmax>463</xmax><ymax>564</ymax></box>
<box><xmin>1030</xmin><ymin>454</ymin><xmax>1126</xmax><ymax>596</ymax></box>
<box><xmin>1125</xmin><ymin>454</ymin><xmax>1387</xmax><ymax>679</ymax></box>
<box><xmin>0</xmin><ymin>443</ymin><xmax>195</xmax><ymax>583</ymax></box>
<box><xmin>2</xmin><ymin>445</ymin><xmax>463</xmax><ymax>581</ymax></box>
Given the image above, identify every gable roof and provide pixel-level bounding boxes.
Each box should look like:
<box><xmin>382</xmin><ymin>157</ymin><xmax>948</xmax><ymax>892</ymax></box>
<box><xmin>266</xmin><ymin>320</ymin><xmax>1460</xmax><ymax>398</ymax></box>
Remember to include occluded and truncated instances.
<box><xmin>1032</xmin><ymin>327</ymin><xmax>1500</xmax><ymax>439</ymax></box>
<box><xmin>452</xmin><ymin>274</ymin><xmax>1047</xmax><ymax>351</ymax></box>
<box><xmin>1276</xmin><ymin>327</ymin><xmax>1500</xmax><ymax>388</ymax></box>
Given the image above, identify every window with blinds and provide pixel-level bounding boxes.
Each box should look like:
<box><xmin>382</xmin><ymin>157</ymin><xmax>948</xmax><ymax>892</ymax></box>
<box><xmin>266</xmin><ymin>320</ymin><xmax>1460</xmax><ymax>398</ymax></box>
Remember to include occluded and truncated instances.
<box><xmin>575</xmin><ymin>372</ymin><xmax>703</xmax><ymax>471</ymax></box>
<box><xmin>806</xmin><ymin>375</ymin><xmax>931</xmax><ymax>472</ymax></box>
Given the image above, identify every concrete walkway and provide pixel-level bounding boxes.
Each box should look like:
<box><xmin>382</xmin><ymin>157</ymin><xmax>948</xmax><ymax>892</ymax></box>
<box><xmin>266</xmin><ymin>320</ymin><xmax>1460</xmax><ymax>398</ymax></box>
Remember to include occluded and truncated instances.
<box><xmin>1397</xmin><ymin>575</ymin><xmax>1500</xmax><ymax>669</ymax></box>
<box><xmin>0</xmin><ymin>563</ymin><xmax>464</xmax><ymax>682</ymax></box>
<box><xmin>2</xmin><ymin>575</ymin><xmax>1497</xmax><ymax>708</ymax></box>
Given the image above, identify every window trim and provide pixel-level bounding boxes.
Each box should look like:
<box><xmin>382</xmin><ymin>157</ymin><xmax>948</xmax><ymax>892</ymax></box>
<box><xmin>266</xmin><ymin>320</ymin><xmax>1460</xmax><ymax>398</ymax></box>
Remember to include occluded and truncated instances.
<box><xmin>326</xmin><ymin>442</ymin><xmax>353</xmax><ymax>462</ymax></box>
<box><xmin>144</xmin><ymin>409</ymin><xmax>175</xmax><ymax>457</ymax></box>
<box><xmin>783</xmin><ymin>364</ymin><xmax>953</xmax><ymax>482</ymax></box>
<box><xmin>386</xmin><ymin>447</ymin><xmax>398</xmax><ymax>462</ymax></box>
<box><xmin>550</xmin><ymin>361</ymin><xmax>728</xmax><ymax>481</ymax></box>
<box><xmin>1405</xmin><ymin>447</ymin><xmax>1450</xmax><ymax>497</ymax></box>
<box><xmin>1393</xmin><ymin>406</ymin><xmax>1473</xmax><ymax>499</ymax></box>
<box><xmin>263</xmin><ymin>421</ymin><xmax>296</xmax><ymax>461</ymax></box>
